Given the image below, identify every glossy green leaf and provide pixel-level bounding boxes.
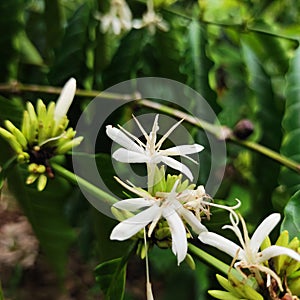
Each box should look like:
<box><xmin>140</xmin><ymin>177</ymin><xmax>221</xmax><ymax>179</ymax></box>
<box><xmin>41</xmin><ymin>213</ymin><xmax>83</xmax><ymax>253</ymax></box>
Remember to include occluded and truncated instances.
<box><xmin>0</xmin><ymin>96</ymin><xmax>24</xmax><ymax>125</ymax></box>
<box><xmin>181</xmin><ymin>19</ymin><xmax>219</xmax><ymax>112</ymax></box>
<box><xmin>19</xmin><ymin>32</ymin><xmax>44</xmax><ymax>65</ymax></box>
<box><xmin>243</xmin><ymin>22</ymin><xmax>290</xmax><ymax>75</ymax></box>
<box><xmin>281</xmin><ymin>190</ymin><xmax>300</xmax><ymax>239</ymax></box>
<box><xmin>44</xmin><ymin>0</ymin><xmax>63</xmax><ymax>50</ymax></box>
<box><xmin>94</xmin><ymin>257</ymin><xmax>127</xmax><ymax>300</ymax></box>
<box><xmin>280</xmin><ymin>46</ymin><xmax>300</xmax><ymax>194</ymax></box>
<box><xmin>0</xmin><ymin>0</ymin><xmax>24</xmax><ymax>81</ymax></box>
<box><xmin>241</xmin><ymin>41</ymin><xmax>282</xmax><ymax>213</ymax></box>
<box><xmin>0</xmin><ymin>156</ymin><xmax>17</xmax><ymax>190</ymax></box>
<box><xmin>102</xmin><ymin>29</ymin><xmax>150</xmax><ymax>88</ymax></box>
<box><xmin>48</xmin><ymin>2</ymin><xmax>92</xmax><ymax>85</ymax></box>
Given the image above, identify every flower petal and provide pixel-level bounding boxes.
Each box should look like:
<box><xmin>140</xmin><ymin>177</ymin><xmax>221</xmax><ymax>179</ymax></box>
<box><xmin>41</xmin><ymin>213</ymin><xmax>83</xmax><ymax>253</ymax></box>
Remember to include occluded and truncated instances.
<box><xmin>178</xmin><ymin>206</ymin><xmax>208</xmax><ymax>235</ymax></box>
<box><xmin>198</xmin><ymin>231</ymin><xmax>245</xmax><ymax>260</ymax></box>
<box><xmin>113</xmin><ymin>198</ymin><xmax>153</xmax><ymax>211</ymax></box>
<box><xmin>54</xmin><ymin>78</ymin><xmax>76</xmax><ymax>122</ymax></box>
<box><xmin>257</xmin><ymin>245</ymin><xmax>300</xmax><ymax>264</ymax></box>
<box><xmin>160</xmin><ymin>156</ymin><xmax>193</xmax><ymax>181</ymax></box>
<box><xmin>112</xmin><ymin>148</ymin><xmax>148</xmax><ymax>163</ymax></box>
<box><xmin>110</xmin><ymin>204</ymin><xmax>161</xmax><ymax>240</ymax></box>
<box><xmin>106</xmin><ymin>125</ymin><xmax>143</xmax><ymax>153</ymax></box>
<box><xmin>163</xmin><ymin>209</ymin><xmax>187</xmax><ymax>265</ymax></box>
<box><xmin>162</xmin><ymin>144</ymin><xmax>204</xmax><ymax>156</ymax></box>
<box><xmin>250</xmin><ymin>213</ymin><xmax>281</xmax><ymax>253</ymax></box>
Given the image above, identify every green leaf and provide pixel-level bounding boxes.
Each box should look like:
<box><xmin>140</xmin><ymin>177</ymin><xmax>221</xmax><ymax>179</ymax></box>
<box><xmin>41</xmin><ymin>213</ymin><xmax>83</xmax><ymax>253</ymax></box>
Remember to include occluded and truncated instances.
<box><xmin>0</xmin><ymin>156</ymin><xmax>17</xmax><ymax>190</ymax></box>
<box><xmin>241</xmin><ymin>41</ymin><xmax>282</xmax><ymax>213</ymax></box>
<box><xmin>48</xmin><ymin>2</ymin><xmax>92</xmax><ymax>85</ymax></box>
<box><xmin>19</xmin><ymin>32</ymin><xmax>44</xmax><ymax>65</ymax></box>
<box><xmin>0</xmin><ymin>0</ymin><xmax>24</xmax><ymax>81</ymax></box>
<box><xmin>181</xmin><ymin>19</ymin><xmax>219</xmax><ymax>113</ymax></box>
<box><xmin>7</xmin><ymin>165</ymin><xmax>76</xmax><ymax>279</ymax></box>
<box><xmin>243</xmin><ymin>21</ymin><xmax>291</xmax><ymax>75</ymax></box>
<box><xmin>0</xmin><ymin>96</ymin><xmax>24</xmax><ymax>125</ymax></box>
<box><xmin>44</xmin><ymin>0</ymin><xmax>63</xmax><ymax>50</ymax></box>
<box><xmin>280</xmin><ymin>46</ymin><xmax>300</xmax><ymax>193</ymax></box>
<box><xmin>94</xmin><ymin>257</ymin><xmax>127</xmax><ymax>300</ymax></box>
<box><xmin>281</xmin><ymin>190</ymin><xmax>300</xmax><ymax>239</ymax></box>
<box><xmin>102</xmin><ymin>29</ymin><xmax>150</xmax><ymax>88</ymax></box>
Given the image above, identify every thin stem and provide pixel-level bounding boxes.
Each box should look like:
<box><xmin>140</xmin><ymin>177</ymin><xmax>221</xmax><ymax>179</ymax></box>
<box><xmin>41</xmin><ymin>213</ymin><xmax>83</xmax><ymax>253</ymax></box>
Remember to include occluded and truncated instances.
<box><xmin>188</xmin><ymin>243</ymin><xmax>230</xmax><ymax>275</ymax></box>
<box><xmin>0</xmin><ymin>81</ymin><xmax>131</xmax><ymax>100</ymax></box>
<box><xmin>139</xmin><ymin>99</ymin><xmax>300</xmax><ymax>174</ymax></box>
<box><xmin>52</xmin><ymin>163</ymin><xmax>118</xmax><ymax>206</ymax></box>
<box><xmin>134</xmin><ymin>0</ymin><xmax>299</xmax><ymax>42</ymax></box>
<box><xmin>1</xmin><ymin>82</ymin><xmax>299</xmax><ymax>174</ymax></box>
<box><xmin>144</xmin><ymin>228</ymin><xmax>154</xmax><ymax>300</ymax></box>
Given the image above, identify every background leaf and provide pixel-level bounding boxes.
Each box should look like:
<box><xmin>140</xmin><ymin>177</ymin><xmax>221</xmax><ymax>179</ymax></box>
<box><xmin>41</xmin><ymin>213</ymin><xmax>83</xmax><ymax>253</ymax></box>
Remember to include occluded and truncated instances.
<box><xmin>280</xmin><ymin>46</ymin><xmax>300</xmax><ymax>194</ymax></box>
<box><xmin>94</xmin><ymin>257</ymin><xmax>127</xmax><ymax>300</ymax></box>
<box><xmin>281</xmin><ymin>190</ymin><xmax>300</xmax><ymax>239</ymax></box>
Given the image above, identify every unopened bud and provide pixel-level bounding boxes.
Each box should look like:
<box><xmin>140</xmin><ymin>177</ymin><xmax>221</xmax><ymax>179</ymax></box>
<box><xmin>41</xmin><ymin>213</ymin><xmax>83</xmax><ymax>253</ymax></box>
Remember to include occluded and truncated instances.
<box><xmin>233</xmin><ymin>119</ymin><xmax>254</xmax><ymax>140</ymax></box>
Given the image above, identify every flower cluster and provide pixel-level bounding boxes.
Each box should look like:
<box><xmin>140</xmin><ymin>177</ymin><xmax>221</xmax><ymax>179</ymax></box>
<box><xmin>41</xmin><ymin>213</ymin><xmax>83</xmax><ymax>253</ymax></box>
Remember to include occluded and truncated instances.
<box><xmin>95</xmin><ymin>0</ymin><xmax>169</xmax><ymax>35</ymax></box>
<box><xmin>107</xmin><ymin>114</ymin><xmax>300</xmax><ymax>300</ymax></box>
<box><xmin>200</xmin><ymin>213</ymin><xmax>300</xmax><ymax>299</ymax></box>
<box><xmin>0</xmin><ymin>78</ymin><xmax>83</xmax><ymax>191</ymax></box>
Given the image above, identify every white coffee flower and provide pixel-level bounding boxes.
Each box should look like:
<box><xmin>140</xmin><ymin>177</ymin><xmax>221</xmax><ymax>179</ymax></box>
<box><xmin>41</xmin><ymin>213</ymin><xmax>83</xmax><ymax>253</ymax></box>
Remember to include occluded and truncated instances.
<box><xmin>106</xmin><ymin>115</ymin><xmax>204</xmax><ymax>182</ymax></box>
<box><xmin>95</xmin><ymin>0</ymin><xmax>132</xmax><ymax>35</ymax></box>
<box><xmin>110</xmin><ymin>178</ymin><xmax>207</xmax><ymax>265</ymax></box>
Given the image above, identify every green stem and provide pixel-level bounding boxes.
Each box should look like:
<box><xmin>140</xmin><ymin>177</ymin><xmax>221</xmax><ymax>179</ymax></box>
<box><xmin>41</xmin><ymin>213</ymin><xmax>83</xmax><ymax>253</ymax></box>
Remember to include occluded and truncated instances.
<box><xmin>0</xmin><ymin>82</ymin><xmax>130</xmax><ymax>100</ymax></box>
<box><xmin>188</xmin><ymin>243</ymin><xmax>230</xmax><ymax>275</ymax></box>
<box><xmin>139</xmin><ymin>99</ymin><xmax>300</xmax><ymax>174</ymax></box>
<box><xmin>1</xmin><ymin>82</ymin><xmax>299</xmax><ymax>174</ymax></box>
<box><xmin>52</xmin><ymin>163</ymin><xmax>118</xmax><ymax>206</ymax></box>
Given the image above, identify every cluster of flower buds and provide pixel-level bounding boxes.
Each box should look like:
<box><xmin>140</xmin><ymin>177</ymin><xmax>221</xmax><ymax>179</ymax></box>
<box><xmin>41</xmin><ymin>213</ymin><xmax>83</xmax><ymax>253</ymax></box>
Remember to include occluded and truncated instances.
<box><xmin>269</xmin><ymin>231</ymin><xmax>300</xmax><ymax>297</ymax></box>
<box><xmin>208</xmin><ymin>226</ymin><xmax>300</xmax><ymax>299</ymax></box>
<box><xmin>0</xmin><ymin>78</ymin><xmax>83</xmax><ymax>191</ymax></box>
<box><xmin>209</xmin><ymin>273</ymin><xmax>264</xmax><ymax>300</ymax></box>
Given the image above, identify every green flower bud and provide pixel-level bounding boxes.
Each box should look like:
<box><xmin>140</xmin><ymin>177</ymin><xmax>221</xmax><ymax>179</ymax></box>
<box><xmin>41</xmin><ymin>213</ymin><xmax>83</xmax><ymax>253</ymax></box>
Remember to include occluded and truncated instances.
<box><xmin>37</xmin><ymin>174</ymin><xmax>47</xmax><ymax>191</ymax></box>
<box><xmin>28</xmin><ymin>163</ymin><xmax>39</xmax><ymax>173</ymax></box>
<box><xmin>26</xmin><ymin>173</ymin><xmax>39</xmax><ymax>185</ymax></box>
<box><xmin>17</xmin><ymin>152</ymin><xmax>30</xmax><ymax>163</ymax></box>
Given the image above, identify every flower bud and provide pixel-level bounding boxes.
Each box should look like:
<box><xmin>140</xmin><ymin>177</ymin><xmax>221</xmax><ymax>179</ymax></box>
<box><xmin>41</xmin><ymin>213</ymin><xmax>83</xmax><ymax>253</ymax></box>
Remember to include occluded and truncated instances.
<box><xmin>233</xmin><ymin>119</ymin><xmax>254</xmax><ymax>140</ymax></box>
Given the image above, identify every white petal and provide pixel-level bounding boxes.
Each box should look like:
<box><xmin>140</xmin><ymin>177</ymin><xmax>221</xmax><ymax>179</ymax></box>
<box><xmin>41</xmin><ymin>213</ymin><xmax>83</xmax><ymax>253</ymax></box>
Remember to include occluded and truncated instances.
<box><xmin>257</xmin><ymin>245</ymin><xmax>300</xmax><ymax>264</ymax></box>
<box><xmin>250</xmin><ymin>213</ymin><xmax>281</xmax><ymax>253</ymax></box>
<box><xmin>112</xmin><ymin>148</ymin><xmax>148</xmax><ymax>163</ymax></box>
<box><xmin>178</xmin><ymin>206</ymin><xmax>208</xmax><ymax>234</ymax></box>
<box><xmin>198</xmin><ymin>231</ymin><xmax>245</xmax><ymax>260</ymax></box>
<box><xmin>161</xmin><ymin>156</ymin><xmax>193</xmax><ymax>181</ymax></box>
<box><xmin>113</xmin><ymin>198</ymin><xmax>153</xmax><ymax>211</ymax></box>
<box><xmin>157</xmin><ymin>19</ymin><xmax>170</xmax><ymax>32</ymax></box>
<box><xmin>112</xmin><ymin>17</ymin><xmax>121</xmax><ymax>35</ymax></box>
<box><xmin>132</xmin><ymin>19</ymin><xmax>144</xmax><ymax>29</ymax></box>
<box><xmin>54</xmin><ymin>78</ymin><xmax>76</xmax><ymax>122</ymax></box>
<box><xmin>156</xmin><ymin>119</ymin><xmax>183</xmax><ymax>150</ymax></box>
<box><xmin>106</xmin><ymin>125</ymin><xmax>143</xmax><ymax>153</ymax></box>
<box><xmin>162</xmin><ymin>144</ymin><xmax>204</xmax><ymax>156</ymax></box>
<box><xmin>110</xmin><ymin>204</ymin><xmax>161</xmax><ymax>240</ymax></box>
<box><xmin>163</xmin><ymin>209</ymin><xmax>187</xmax><ymax>265</ymax></box>
<box><xmin>101</xmin><ymin>16</ymin><xmax>111</xmax><ymax>32</ymax></box>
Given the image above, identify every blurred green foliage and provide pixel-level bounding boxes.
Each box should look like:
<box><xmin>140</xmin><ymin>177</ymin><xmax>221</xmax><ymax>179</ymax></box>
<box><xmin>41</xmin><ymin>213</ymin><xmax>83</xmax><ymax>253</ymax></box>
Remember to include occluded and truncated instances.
<box><xmin>0</xmin><ymin>0</ymin><xmax>300</xmax><ymax>299</ymax></box>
